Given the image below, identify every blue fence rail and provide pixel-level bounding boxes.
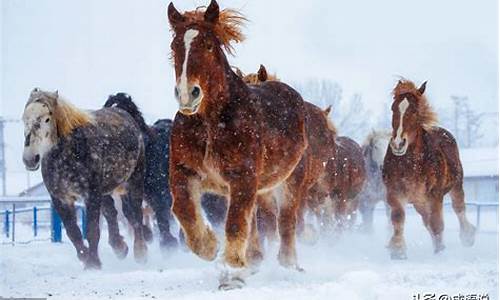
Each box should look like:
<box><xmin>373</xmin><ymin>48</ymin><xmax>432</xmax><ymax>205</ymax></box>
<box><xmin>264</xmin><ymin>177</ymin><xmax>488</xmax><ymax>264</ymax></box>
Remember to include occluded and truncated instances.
<box><xmin>1</xmin><ymin>196</ymin><xmax>86</xmax><ymax>244</ymax></box>
<box><xmin>1</xmin><ymin>196</ymin><xmax>498</xmax><ymax>244</ymax></box>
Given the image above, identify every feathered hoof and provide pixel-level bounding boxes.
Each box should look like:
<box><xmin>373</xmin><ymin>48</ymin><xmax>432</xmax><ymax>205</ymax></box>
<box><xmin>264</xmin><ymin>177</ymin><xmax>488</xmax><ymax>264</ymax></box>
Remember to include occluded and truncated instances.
<box><xmin>460</xmin><ymin>224</ymin><xmax>476</xmax><ymax>247</ymax></box>
<box><xmin>193</xmin><ymin>229</ymin><xmax>218</xmax><ymax>261</ymax></box>
<box><xmin>111</xmin><ymin>240</ymin><xmax>129</xmax><ymax>260</ymax></box>
<box><xmin>134</xmin><ymin>240</ymin><xmax>148</xmax><ymax>265</ymax></box>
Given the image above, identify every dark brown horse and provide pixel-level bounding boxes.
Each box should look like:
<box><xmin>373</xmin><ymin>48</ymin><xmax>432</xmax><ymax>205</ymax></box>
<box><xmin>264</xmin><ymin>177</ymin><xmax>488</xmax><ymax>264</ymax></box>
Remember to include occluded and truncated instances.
<box><xmin>383</xmin><ymin>79</ymin><xmax>476</xmax><ymax>259</ymax></box>
<box><xmin>167</xmin><ymin>1</ymin><xmax>310</xmax><ymax>289</ymax></box>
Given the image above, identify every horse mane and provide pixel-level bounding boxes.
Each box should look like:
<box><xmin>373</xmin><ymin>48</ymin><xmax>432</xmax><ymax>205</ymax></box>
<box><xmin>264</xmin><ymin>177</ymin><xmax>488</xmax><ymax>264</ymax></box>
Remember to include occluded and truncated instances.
<box><xmin>52</xmin><ymin>96</ymin><xmax>94</xmax><ymax>137</ymax></box>
<box><xmin>393</xmin><ymin>79</ymin><xmax>438</xmax><ymax>130</ymax></box>
<box><xmin>183</xmin><ymin>7</ymin><xmax>247</xmax><ymax>54</ymax></box>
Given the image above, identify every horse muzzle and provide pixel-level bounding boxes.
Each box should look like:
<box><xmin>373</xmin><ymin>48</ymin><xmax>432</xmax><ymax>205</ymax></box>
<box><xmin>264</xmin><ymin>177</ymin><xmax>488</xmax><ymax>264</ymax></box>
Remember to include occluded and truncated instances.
<box><xmin>175</xmin><ymin>84</ymin><xmax>203</xmax><ymax>115</ymax></box>
<box><xmin>23</xmin><ymin>154</ymin><xmax>40</xmax><ymax>171</ymax></box>
<box><xmin>389</xmin><ymin>137</ymin><xmax>408</xmax><ymax>156</ymax></box>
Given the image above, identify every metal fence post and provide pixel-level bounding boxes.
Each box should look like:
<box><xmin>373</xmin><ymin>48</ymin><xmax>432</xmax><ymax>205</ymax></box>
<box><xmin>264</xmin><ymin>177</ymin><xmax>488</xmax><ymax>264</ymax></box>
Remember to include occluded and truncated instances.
<box><xmin>33</xmin><ymin>206</ymin><xmax>38</xmax><ymax>237</ymax></box>
<box><xmin>12</xmin><ymin>203</ymin><xmax>16</xmax><ymax>243</ymax></box>
<box><xmin>51</xmin><ymin>205</ymin><xmax>62</xmax><ymax>243</ymax></box>
<box><xmin>81</xmin><ymin>207</ymin><xmax>87</xmax><ymax>240</ymax></box>
<box><xmin>4</xmin><ymin>209</ymin><xmax>9</xmax><ymax>237</ymax></box>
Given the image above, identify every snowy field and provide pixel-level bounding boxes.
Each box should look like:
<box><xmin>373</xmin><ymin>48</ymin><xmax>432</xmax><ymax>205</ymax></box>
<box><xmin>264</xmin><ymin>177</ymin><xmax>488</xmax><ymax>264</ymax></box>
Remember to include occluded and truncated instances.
<box><xmin>1</xmin><ymin>206</ymin><xmax>498</xmax><ymax>300</ymax></box>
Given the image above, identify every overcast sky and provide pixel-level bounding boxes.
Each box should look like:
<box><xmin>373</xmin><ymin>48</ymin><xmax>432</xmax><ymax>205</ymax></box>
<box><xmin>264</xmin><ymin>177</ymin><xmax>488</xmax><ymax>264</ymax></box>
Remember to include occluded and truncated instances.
<box><xmin>1</xmin><ymin>0</ymin><xmax>498</xmax><ymax>194</ymax></box>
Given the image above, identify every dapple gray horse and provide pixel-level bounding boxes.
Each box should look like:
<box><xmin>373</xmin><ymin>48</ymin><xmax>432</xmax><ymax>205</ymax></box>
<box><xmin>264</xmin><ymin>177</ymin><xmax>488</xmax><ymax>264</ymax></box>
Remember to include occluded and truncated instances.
<box><xmin>22</xmin><ymin>88</ymin><xmax>148</xmax><ymax>269</ymax></box>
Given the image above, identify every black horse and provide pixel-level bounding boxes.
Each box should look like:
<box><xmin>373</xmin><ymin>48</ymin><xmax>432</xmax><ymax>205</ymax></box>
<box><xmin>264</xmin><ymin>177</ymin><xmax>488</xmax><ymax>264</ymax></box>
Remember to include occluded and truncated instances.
<box><xmin>104</xmin><ymin>94</ymin><xmax>178</xmax><ymax>252</ymax></box>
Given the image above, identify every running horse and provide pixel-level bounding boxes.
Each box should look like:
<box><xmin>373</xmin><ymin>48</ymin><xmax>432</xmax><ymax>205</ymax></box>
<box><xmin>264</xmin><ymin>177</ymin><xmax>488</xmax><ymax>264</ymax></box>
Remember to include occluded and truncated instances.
<box><xmin>167</xmin><ymin>1</ymin><xmax>309</xmax><ymax>289</ymax></box>
<box><xmin>22</xmin><ymin>88</ymin><xmax>148</xmax><ymax>269</ymax></box>
<box><xmin>383</xmin><ymin>79</ymin><xmax>476</xmax><ymax>259</ymax></box>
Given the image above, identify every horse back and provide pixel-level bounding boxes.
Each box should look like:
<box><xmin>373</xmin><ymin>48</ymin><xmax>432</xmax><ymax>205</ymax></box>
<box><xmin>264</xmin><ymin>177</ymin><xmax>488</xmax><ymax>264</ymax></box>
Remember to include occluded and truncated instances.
<box><xmin>42</xmin><ymin>107</ymin><xmax>144</xmax><ymax>199</ymax></box>
<box><xmin>425</xmin><ymin>126</ymin><xmax>464</xmax><ymax>184</ymax></box>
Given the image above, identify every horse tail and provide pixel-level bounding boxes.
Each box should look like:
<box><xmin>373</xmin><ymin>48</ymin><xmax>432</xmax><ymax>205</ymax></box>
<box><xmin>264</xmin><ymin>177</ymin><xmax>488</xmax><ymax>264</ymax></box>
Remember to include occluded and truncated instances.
<box><xmin>104</xmin><ymin>93</ymin><xmax>151</xmax><ymax>138</ymax></box>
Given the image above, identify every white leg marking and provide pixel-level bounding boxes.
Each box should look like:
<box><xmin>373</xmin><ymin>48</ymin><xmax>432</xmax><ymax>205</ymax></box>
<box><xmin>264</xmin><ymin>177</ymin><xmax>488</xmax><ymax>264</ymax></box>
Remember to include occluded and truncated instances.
<box><xmin>179</xmin><ymin>29</ymin><xmax>199</xmax><ymax>105</ymax></box>
<box><xmin>394</xmin><ymin>98</ymin><xmax>409</xmax><ymax>145</ymax></box>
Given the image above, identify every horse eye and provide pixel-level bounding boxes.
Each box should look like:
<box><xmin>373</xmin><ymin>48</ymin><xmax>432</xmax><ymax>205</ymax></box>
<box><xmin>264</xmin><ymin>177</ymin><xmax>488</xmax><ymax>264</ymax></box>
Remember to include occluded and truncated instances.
<box><xmin>45</xmin><ymin>118</ymin><xmax>50</xmax><ymax>123</ymax></box>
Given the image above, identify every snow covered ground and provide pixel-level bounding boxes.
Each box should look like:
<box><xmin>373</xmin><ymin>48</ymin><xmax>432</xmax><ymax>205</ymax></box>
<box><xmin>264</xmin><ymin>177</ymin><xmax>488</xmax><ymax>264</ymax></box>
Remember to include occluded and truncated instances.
<box><xmin>1</xmin><ymin>206</ymin><xmax>498</xmax><ymax>300</ymax></box>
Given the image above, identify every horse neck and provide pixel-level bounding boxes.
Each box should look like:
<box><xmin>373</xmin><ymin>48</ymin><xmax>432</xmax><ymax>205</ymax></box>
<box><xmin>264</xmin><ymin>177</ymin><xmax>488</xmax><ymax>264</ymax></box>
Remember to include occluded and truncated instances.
<box><xmin>404</xmin><ymin>126</ymin><xmax>426</xmax><ymax>163</ymax></box>
<box><xmin>201</xmin><ymin>64</ymin><xmax>249</xmax><ymax>126</ymax></box>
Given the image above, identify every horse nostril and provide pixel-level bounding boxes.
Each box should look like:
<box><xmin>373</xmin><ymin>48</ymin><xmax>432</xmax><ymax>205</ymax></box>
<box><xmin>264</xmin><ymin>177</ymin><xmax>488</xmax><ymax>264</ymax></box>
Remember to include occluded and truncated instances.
<box><xmin>34</xmin><ymin>154</ymin><xmax>40</xmax><ymax>163</ymax></box>
<box><xmin>174</xmin><ymin>87</ymin><xmax>180</xmax><ymax>99</ymax></box>
<box><xmin>191</xmin><ymin>86</ymin><xmax>200</xmax><ymax>99</ymax></box>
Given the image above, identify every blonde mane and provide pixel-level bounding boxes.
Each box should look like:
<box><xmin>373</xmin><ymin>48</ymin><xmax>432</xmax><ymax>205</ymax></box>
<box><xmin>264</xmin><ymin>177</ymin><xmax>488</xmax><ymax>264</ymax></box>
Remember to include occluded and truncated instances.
<box><xmin>393</xmin><ymin>79</ymin><xmax>438</xmax><ymax>130</ymax></box>
<box><xmin>53</xmin><ymin>97</ymin><xmax>94</xmax><ymax>137</ymax></box>
<box><xmin>183</xmin><ymin>8</ymin><xmax>247</xmax><ymax>55</ymax></box>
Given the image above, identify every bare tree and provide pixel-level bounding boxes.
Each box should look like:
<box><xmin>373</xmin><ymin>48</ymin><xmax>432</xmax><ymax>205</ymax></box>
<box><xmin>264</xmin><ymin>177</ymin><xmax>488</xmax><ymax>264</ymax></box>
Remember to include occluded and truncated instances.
<box><xmin>292</xmin><ymin>79</ymin><xmax>370</xmax><ymax>142</ymax></box>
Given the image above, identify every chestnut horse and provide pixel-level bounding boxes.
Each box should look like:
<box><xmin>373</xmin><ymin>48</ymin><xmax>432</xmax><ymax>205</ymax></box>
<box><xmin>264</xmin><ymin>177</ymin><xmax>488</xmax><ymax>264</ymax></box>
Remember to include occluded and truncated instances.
<box><xmin>167</xmin><ymin>1</ymin><xmax>309</xmax><ymax>289</ymax></box>
<box><xmin>383</xmin><ymin>79</ymin><xmax>476</xmax><ymax>259</ymax></box>
<box><xmin>303</xmin><ymin>131</ymin><xmax>366</xmax><ymax>237</ymax></box>
<box><xmin>242</xmin><ymin>65</ymin><xmax>366</xmax><ymax>241</ymax></box>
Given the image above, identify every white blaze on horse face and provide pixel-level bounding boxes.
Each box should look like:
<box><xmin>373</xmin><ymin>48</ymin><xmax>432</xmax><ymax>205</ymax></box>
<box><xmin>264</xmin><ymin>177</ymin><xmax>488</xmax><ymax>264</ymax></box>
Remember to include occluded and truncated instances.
<box><xmin>394</xmin><ymin>98</ymin><xmax>409</xmax><ymax>146</ymax></box>
<box><xmin>178</xmin><ymin>29</ymin><xmax>199</xmax><ymax>106</ymax></box>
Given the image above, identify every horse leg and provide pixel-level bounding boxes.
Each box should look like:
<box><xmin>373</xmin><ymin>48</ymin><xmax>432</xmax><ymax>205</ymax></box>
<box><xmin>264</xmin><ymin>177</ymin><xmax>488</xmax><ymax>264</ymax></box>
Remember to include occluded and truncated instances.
<box><xmin>256</xmin><ymin>192</ymin><xmax>278</xmax><ymax>245</ymax></box>
<box><xmin>297</xmin><ymin>191</ymin><xmax>319</xmax><ymax>245</ymax></box>
<box><xmin>386</xmin><ymin>191</ymin><xmax>407</xmax><ymax>259</ymax></box>
<box><xmin>51</xmin><ymin>197</ymin><xmax>89</xmax><ymax>265</ymax></box>
<box><xmin>224</xmin><ymin>177</ymin><xmax>257</xmax><ymax>268</ymax></box>
<box><xmin>450</xmin><ymin>184</ymin><xmax>476</xmax><ymax>247</ymax></box>
<box><xmin>84</xmin><ymin>195</ymin><xmax>102</xmax><ymax>269</ymax></box>
<box><xmin>146</xmin><ymin>193</ymin><xmax>178</xmax><ymax>253</ymax></box>
<box><xmin>171</xmin><ymin>169</ymin><xmax>217</xmax><ymax>261</ymax></box>
<box><xmin>332</xmin><ymin>191</ymin><xmax>348</xmax><ymax>234</ymax></box>
<box><xmin>101</xmin><ymin>195</ymin><xmax>128</xmax><ymax>259</ymax></box>
<box><xmin>428</xmin><ymin>193</ymin><xmax>445</xmax><ymax>253</ymax></box>
<box><xmin>278</xmin><ymin>160</ymin><xmax>307</xmax><ymax>271</ymax></box>
<box><xmin>246</xmin><ymin>208</ymin><xmax>264</xmax><ymax>268</ymax></box>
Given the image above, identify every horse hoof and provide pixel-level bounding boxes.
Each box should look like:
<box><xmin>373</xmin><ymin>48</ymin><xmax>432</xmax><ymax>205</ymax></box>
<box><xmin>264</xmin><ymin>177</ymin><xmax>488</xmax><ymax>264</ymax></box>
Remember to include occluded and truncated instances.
<box><xmin>218</xmin><ymin>276</ymin><xmax>245</xmax><ymax>291</ymax></box>
<box><xmin>112</xmin><ymin>241</ymin><xmax>129</xmax><ymax>260</ymax></box>
<box><xmin>84</xmin><ymin>256</ymin><xmax>102</xmax><ymax>270</ymax></box>
<box><xmin>390</xmin><ymin>250</ymin><xmax>407</xmax><ymax>260</ymax></box>
<box><xmin>196</xmin><ymin>229</ymin><xmax>219</xmax><ymax>261</ymax></box>
<box><xmin>460</xmin><ymin>225</ymin><xmax>476</xmax><ymax>247</ymax></box>
<box><xmin>143</xmin><ymin>225</ymin><xmax>154</xmax><ymax>244</ymax></box>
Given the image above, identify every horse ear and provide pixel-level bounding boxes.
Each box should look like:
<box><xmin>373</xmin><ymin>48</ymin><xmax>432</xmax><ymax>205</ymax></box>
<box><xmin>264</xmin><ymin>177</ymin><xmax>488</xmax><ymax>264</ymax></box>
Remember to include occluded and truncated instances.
<box><xmin>234</xmin><ymin>67</ymin><xmax>244</xmax><ymax>78</ymax></box>
<box><xmin>54</xmin><ymin>90</ymin><xmax>59</xmax><ymax>98</ymax></box>
<box><xmin>167</xmin><ymin>2</ymin><xmax>185</xmax><ymax>28</ymax></box>
<box><xmin>324</xmin><ymin>105</ymin><xmax>332</xmax><ymax>116</ymax></box>
<box><xmin>204</xmin><ymin>0</ymin><xmax>220</xmax><ymax>24</ymax></box>
<box><xmin>257</xmin><ymin>65</ymin><xmax>268</xmax><ymax>82</ymax></box>
<box><xmin>418</xmin><ymin>81</ymin><xmax>427</xmax><ymax>95</ymax></box>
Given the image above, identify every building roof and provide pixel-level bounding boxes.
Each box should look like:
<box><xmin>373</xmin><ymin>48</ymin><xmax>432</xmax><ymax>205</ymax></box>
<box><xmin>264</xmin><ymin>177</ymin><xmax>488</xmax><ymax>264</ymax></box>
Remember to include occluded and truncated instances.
<box><xmin>460</xmin><ymin>147</ymin><xmax>498</xmax><ymax>178</ymax></box>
